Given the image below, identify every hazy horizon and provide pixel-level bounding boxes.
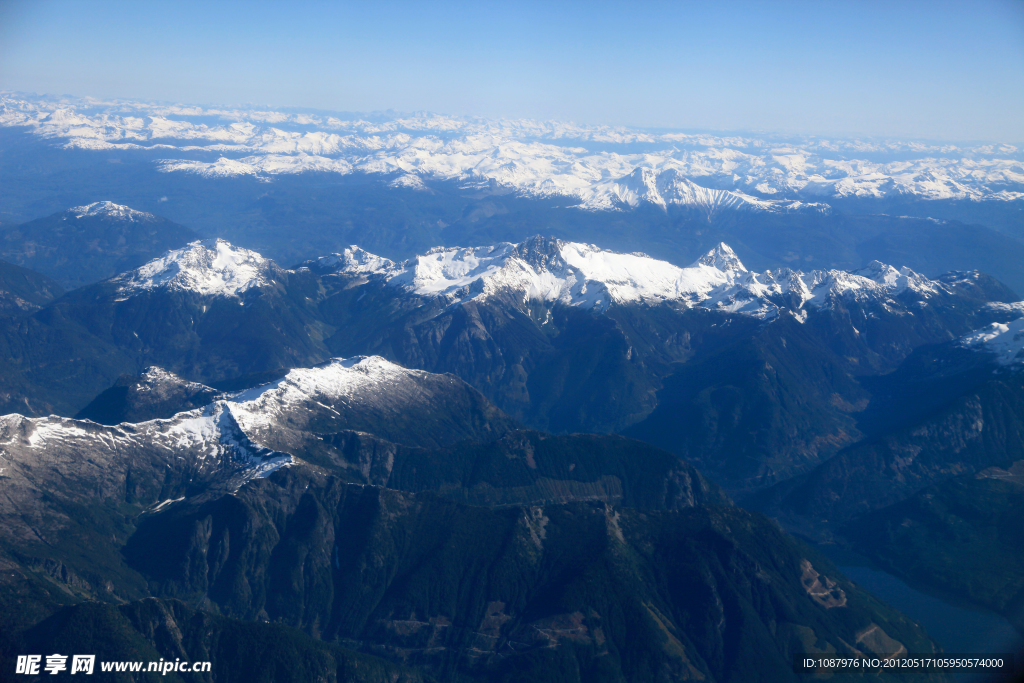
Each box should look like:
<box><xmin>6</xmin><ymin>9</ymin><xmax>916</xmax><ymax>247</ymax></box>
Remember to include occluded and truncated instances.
<box><xmin>2</xmin><ymin>0</ymin><xmax>1022</xmax><ymax>142</ymax></box>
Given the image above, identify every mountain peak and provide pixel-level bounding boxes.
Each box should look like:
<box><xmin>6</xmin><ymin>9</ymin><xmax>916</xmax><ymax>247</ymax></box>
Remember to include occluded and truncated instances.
<box><xmin>853</xmin><ymin>260</ymin><xmax>940</xmax><ymax>295</ymax></box>
<box><xmin>612</xmin><ymin>167</ymin><xmax>665</xmax><ymax>208</ymax></box>
<box><xmin>75</xmin><ymin>366</ymin><xmax>219</xmax><ymax>425</ymax></box>
<box><xmin>694</xmin><ymin>243</ymin><xmax>747</xmax><ymax>272</ymax></box>
<box><xmin>69</xmin><ymin>201</ymin><xmax>155</xmax><ymax>222</ymax></box>
<box><xmin>113</xmin><ymin>238</ymin><xmax>279</xmax><ymax>298</ymax></box>
<box><xmin>510</xmin><ymin>235</ymin><xmax>567</xmax><ymax>268</ymax></box>
<box><xmin>309</xmin><ymin>246</ymin><xmax>400</xmax><ymax>277</ymax></box>
<box><xmin>218</xmin><ymin>355</ymin><xmax>518</xmax><ymax>449</ymax></box>
<box><xmin>230</xmin><ymin>355</ymin><xmax>415</xmax><ymax>405</ymax></box>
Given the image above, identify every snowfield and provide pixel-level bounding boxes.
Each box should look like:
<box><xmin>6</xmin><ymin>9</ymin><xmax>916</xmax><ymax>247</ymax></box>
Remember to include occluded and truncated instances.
<box><xmin>960</xmin><ymin>317</ymin><xmax>1024</xmax><ymax>366</ymax></box>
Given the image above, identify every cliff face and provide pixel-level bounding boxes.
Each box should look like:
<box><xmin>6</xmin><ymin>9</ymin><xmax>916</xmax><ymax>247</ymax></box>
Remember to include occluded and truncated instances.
<box><xmin>120</xmin><ymin>468</ymin><xmax>940</xmax><ymax>683</ymax></box>
<box><xmin>11</xmin><ymin>598</ymin><xmax>432</xmax><ymax>683</ymax></box>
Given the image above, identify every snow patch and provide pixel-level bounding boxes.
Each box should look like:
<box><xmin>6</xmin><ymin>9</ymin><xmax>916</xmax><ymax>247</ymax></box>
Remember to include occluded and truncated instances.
<box><xmin>982</xmin><ymin>301</ymin><xmax>1024</xmax><ymax>320</ymax></box>
<box><xmin>960</xmin><ymin>315</ymin><xmax>1024</xmax><ymax>366</ymax></box>
<box><xmin>389</xmin><ymin>173</ymin><xmax>430</xmax><ymax>191</ymax></box>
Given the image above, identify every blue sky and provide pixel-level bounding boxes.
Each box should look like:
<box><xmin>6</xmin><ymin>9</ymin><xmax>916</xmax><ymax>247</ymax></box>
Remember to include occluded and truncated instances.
<box><xmin>1</xmin><ymin>0</ymin><xmax>1022</xmax><ymax>141</ymax></box>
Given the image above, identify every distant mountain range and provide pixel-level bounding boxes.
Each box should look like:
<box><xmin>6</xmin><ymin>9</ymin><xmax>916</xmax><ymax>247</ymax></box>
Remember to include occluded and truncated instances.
<box><xmin>2</xmin><ymin>92</ymin><xmax>1022</xmax><ymax>208</ymax></box>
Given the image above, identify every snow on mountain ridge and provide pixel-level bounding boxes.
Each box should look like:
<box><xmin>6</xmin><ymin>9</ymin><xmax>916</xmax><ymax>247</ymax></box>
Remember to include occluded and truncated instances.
<box><xmin>107</xmin><ymin>234</ymin><xmax>951</xmax><ymax>319</ymax></box>
<box><xmin>853</xmin><ymin>261</ymin><xmax>941</xmax><ymax>296</ymax></box>
<box><xmin>70</xmin><ymin>200</ymin><xmax>156</xmax><ymax>222</ymax></box>
<box><xmin>317</xmin><ymin>237</ymin><xmax>749</xmax><ymax>312</ymax></box>
<box><xmin>0</xmin><ymin>403</ymin><xmax>292</xmax><ymax>492</ymax></box>
<box><xmin>223</xmin><ymin>355</ymin><xmax>433</xmax><ymax>436</ymax></box>
<box><xmin>960</xmin><ymin>315</ymin><xmax>1024</xmax><ymax>366</ymax></box>
<box><xmin>309</xmin><ymin>246</ymin><xmax>402</xmax><ymax>278</ymax></box>
<box><xmin>982</xmin><ymin>301</ymin><xmax>1024</xmax><ymax>320</ymax></box>
<box><xmin>581</xmin><ymin>169</ymin><xmax>833</xmax><ymax>214</ymax></box>
<box><xmin>317</xmin><ymin>237</ymin><xmax>945</xmax><ymax>319</ymax></box>
<box><xmin>113</xmin><ymin>238</ymin><xmax>279</xmax><ymax>298</ymax></box>
<box><xmin>4</xmin><ymin>93</ymin><xmax>1021</xmax><ymax>205</ymax></box>
<box><xmin>0</xmin><ymin>355</ymin><xmax>437</xmax><ymax>496</ymax></box>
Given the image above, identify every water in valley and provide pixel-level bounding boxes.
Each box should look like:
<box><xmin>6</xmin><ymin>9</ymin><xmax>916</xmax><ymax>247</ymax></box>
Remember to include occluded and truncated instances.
<box><xmin>822</xmin><ymin>547</ymin><xmax>1021</xmax><ymax>682</ymax></box>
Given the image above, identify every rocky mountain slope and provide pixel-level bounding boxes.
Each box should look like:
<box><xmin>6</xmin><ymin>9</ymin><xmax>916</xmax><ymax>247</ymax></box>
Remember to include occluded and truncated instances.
<box><xmin>3</xmin><ymin>598</ymin><xmax>432</xmax><ymax>683</ymax></box>
<box><xmin>0</xmin><ymin>354</ymin><xmax>944</xmax><ymax>682</ymax></box>
<box><xmin>74</xmin><ymin>367</ymin><xmax>219</xmax><ymax>425</ymax></box>
<box><xmin>755</xmin><ymin>307</ymin><xmax>1024</xmax><ymax>527</ymax></box>
<box><xmin>122</xmin><ymin>469</ymin><xmax>941</xmax><ymax>682</ymax></box>
<box><xmin>0</xmin><ymin>260</ymin><xmax>63</xmax><ymax>316</ymax></box>
<box><xmin>739</xmin><ymin>305</ymin><xmax>1024</xmax><ymax>638</ymax></box>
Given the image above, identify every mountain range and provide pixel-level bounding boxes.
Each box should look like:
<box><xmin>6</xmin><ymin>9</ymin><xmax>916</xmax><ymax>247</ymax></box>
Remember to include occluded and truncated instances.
<box><xmin>3</xmin><ymin>93</ymin><xmax>1022</xmax><ymax>208</ymax></box>
<box><xmin>0</xmin><ymin>198</ymin><xmax>1022</xmax><ymax>680</ymax></box>
<box><xmin>1</xmin><ymin>226</ymin><xmax>1018</xmax><ymax>489</ymax></box>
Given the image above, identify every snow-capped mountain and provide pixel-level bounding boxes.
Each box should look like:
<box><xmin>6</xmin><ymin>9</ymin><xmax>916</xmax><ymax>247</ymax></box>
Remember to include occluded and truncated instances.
<box><xmin>313</xmin><ymin>236</ymin><xmax>952</xmax><ymax>319</ymax></box>
<box><xmin>3</xmin><ymin>93</ymin><xmax>1022</xmax><ymax>206</ymax></box>
<box><xmin>220</xmin><ymin>355</ymin><xmax>515</xmax><ymax>450</ymax></box>
<box><xmin>313</xmin><ymin>239</ymin><xmax>744</xmax><ymax>313</ymax></box>
<box><xmin>960</xmin><ymin>314</ymin><xmax>1024</xmax><ymax>366</ymax></box>
<box><xmin>0</xmin><ymin>355</ymin><xmax>513</xmax><ymax>514</ymax></box>
<box><xmin>112</xmin><ymin>238</ymin><xmax>281</xmax><ymax>298</ymax></box>
<box><xmin>70</xmin><ymin>200</ymin><xmax>157</xmax><ymax>222</ymax></box>
<box><xmin>585</xmin><ymin>168</ymin><xmax>831</xmax><ymax>213</ymax></box>
<box><xmin>0</xmin><ymin>402</ymin><xmax>292</xmax><ymax>502</ymax></box>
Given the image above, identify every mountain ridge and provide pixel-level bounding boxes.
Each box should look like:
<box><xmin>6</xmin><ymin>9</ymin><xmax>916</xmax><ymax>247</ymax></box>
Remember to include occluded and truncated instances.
<box><xmin>311</xmin><ymin>235</ymin><xmax>970</xmax><ymax>322</ymax></box>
